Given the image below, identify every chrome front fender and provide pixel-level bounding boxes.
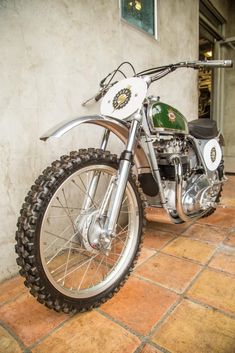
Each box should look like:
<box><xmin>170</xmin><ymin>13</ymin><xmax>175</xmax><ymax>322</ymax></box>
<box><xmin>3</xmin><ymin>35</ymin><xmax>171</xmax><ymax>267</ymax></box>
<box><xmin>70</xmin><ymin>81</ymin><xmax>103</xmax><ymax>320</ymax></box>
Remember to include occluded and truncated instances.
<box><xmin>40</xmin><ymin>115</ymin><xmax>150</xmax><ymax>171</ymax></box>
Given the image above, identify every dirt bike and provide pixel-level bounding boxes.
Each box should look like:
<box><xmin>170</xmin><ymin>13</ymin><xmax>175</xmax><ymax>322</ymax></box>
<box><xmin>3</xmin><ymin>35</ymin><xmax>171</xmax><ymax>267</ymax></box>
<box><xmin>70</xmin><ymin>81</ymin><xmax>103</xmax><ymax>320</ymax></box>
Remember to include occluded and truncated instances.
<box><xmin>15</xmin><ymin>59</ymin><xmax>233</xmax><ymax>313</ymax></box>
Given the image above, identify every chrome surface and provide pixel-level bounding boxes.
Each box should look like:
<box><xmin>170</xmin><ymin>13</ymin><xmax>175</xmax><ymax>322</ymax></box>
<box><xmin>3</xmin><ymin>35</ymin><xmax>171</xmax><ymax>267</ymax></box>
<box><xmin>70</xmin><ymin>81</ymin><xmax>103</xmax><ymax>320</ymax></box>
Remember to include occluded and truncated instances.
<box><xmin>40</xmin><ymin>114</ymin><xmax>151</xmax><ymax>172</ymax></box>
<box><xmin>105</xmin><ymin>118</ymin><xmax>141</xmax><ymax>236</ymax></box>
<box><xmin>82</xmin><ymin>129</ymin><xmax>110</xmax><ymax>211</ymax></box>
<box><xmin>173</xmin><ymin>157</ymin><xmax>221</xmax><ymax>222</ymax></box>
<box><xmin>40</xmin><ymin>164</ymin><xmax>139</xmax><ymax>298</ymax></box>
<box><xmin>173</xmin><ymin>157</ymin><xmax>203</xmax><ymax>222</ymax></box>
<box><xmin>140</xmin><ymin>109</ymin><xmax>167</xmax><ymax>207</ymax></box>
<box><xmin>100</xmin><ymin>129</ymin><xmax>110</xmax><ymax>150</ymax></box>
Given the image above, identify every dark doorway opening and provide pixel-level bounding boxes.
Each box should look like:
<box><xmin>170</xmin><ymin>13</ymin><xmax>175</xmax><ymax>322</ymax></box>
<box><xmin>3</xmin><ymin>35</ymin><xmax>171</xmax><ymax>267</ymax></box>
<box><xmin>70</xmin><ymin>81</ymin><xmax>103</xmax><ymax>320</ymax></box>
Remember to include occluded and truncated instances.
<box><xmin>199</xmin><ymin>0</ymin><xmax>226</xmax><ymax>120</ymax></box>
<box><xmin>199</xmin><ymin>36</ymin><xmax>214</xmax><ymax>118</ymax></box>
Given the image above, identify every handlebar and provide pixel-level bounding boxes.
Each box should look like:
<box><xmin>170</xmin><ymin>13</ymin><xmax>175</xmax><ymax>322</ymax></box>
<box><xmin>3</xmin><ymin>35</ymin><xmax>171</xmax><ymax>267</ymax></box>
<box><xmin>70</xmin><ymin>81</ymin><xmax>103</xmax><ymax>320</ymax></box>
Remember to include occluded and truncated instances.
<box><xmin>177</xmin><ymin>60</ymin><xmax>233</xmax><ymax>69</ymax></box>
<box><xmin>82</xmin><ymin>59</ymin><xmax>233</xmax><ymax>106</ymax></box>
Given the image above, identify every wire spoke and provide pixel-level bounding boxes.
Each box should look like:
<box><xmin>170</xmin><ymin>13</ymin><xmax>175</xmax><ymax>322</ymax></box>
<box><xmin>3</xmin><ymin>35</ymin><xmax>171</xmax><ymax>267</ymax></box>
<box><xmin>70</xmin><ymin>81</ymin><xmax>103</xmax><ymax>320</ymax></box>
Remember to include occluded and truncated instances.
<box><xmin>51</xmin><ymin>205</ymin><xmax>82</xmax><ymax>210</ymax></box>
<box><xmin>90</xmin><ymin>255</ymin><xmax>105</xmax><ymax>285</ymax></box>
<box><xmin>72</xmin><ymin>178</ymin><xmax>99</xmax><ymax>209</ymax></box>
<box><xmin>57</xmin><ymin>253</ymin><xmax>99</xmax><ymax>284</ymax></box>
<box><xmin>40</xmin><ymin>162</ymin><xmax>138</xmax><ymax>298</ymax></box>
<box><xmin>46</xmin><ymin>230</ymin><xmax>78</xmax><ymax>265</ymax></box>
<box><xmin>47</xmin><ymin>212</ymin><xmax>81</xmax><ymax>219</ymax></box>
<box><xmin>77</xmin><ymin>257</ymin><xmax>93</xmax><ymax>290</ymax></box>
<box><xmin>44</xmin><ymin>225</ymin><xmax>74</xmax><ymax>253</ymax></box>
<box><xmin>55</xmin><ymin>196</ymin><xmax>76</xmax><ymax>231</ymax></box>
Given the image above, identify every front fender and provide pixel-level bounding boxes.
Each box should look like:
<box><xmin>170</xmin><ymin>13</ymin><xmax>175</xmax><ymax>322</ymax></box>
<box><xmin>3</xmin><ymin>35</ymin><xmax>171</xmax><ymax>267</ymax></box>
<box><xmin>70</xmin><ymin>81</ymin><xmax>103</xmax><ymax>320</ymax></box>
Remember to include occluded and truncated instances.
<box><xmin>40</xmin><ymin>115</ymin><xmax>150</xmax><ymax>171</ymax></box>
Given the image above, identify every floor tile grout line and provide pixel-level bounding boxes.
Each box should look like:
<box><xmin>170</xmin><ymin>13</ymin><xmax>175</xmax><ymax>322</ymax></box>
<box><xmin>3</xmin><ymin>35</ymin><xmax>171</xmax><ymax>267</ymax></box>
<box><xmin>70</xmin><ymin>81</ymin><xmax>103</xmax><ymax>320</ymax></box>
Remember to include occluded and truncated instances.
<box><xmin>139</xmin><ymin>248</ymin><xmax>206</xmax><ymax>267</ymax></box>
<box><xmin>163</xmin><ymin>234</ymin><xmax>220</xmax><ymax>248</ymax></box>
<box><xmin>135</xmin><ymin>257</ymin><xmax>203</xmax><ymax>296</ymax></box>
<box><xmin>134</xmin><ymin>249</ymin><xmax>159</xmax><ymax>269</ymax></box>
<box><xmin>133</xmin><ymin>342</ymin><xmax>147</xmax><ymax>353</ymax></box>
<box><xmin>222</xmin><ymin>227</ymin><xmax>235</xmax><ymax>246</ymax></box>
<box><xmin>183</xmin><ymin>221</ymin><xmax>230</xmax><ymax>232</ymax></box>
<box><xmin>27</xmin><ymin>314</ymin><xmax>72</xmax><ymax>350</ymax></box>
<box><xmin>179</xmin><ymin>233</ymin><xmax>228</xmax><ymax>246</ymax></box>
<box><xmin>145</xmin><ymin>225</ymin><xmax>176</xmax><ymax>236</ymax></box>
<box><xmin>145</xmin><ymin>297</ymin><xmax>182</xmax><ymax>339</ymax></box>
<box><xmin>97</xmin><ymin>307</ymin><xmax>175</xmax><ymax>353</ymax></box>
<box><xmin>181</xmin><ymin>246</ymin><xmax>218</xmax><ymax>296</ymax></box>
<box><xmin>155</xmin><ymin>234</ymin><xmax>180</xmax><ymax>251</ymax></box>
<box><xmin>133</xmin><ymin>240</ymin><xmax>235</xmax><ymax>339</ymax></box>
<box><xmin>147</xmin><ymin>341</ymin><xmax>174</xmax><ymax>353</ymax></box>
<box><xmin>134</xmin><ymin>230</ymin><xmax>190</xmax><ymax>270</ymax></box>
<box><xmin>135</xmin><ymin>240</ymin><xmax>235</xmax><ymax>296</ymax></box>
<box><xmin>142</xmin><ymin>232</ymin><xmax>180</xmax><ymax>254</ymax></box>
<box><xmin>185</xmin><ymin>296</ymin><xmax>235</xmax><ymax>320</ymax></box>
<box><xmin>0</xmin><ymin>290</ymin><xmax>27</xmax><ymax>309</ymax></box>
<box><xmin>137</xmin><ymin>231</ymin><xmax>213</xmax><ymax>270</ymax></box>
<box><xmin>146</xmin><ymin>220</ymin><xmax>194</xmax><ymax>238</ymax></box>
<box><xmin>0</xmin><ymin>319</ymin><xmax>31</xmax><ymax>352</ymax></box>
<box><xmin>207</xmin><ymin>264</ymin><xmax>235</xmax><ymax>277</ymax></box>
<box><xmin>178</xmin><ymin>220</ymin><xmax>197</xmax><ymax>234</ymax></box>
<box><xmin>158</xmin><ymin>248</ymin><xmax>212</xmax><ymax>266</ymax></box>
<box><xmin>96</xmin><ymin>307</ymin><xmax>146</xmax><ymax>340</ymax></box>
<box><xmin>132</xmin><ymin>273</ymin><xmax>181</xmax><ymax>295</ymax></box>
<box><xmin>133</xmin><ymin>340</ymin><xmax>173</xmax><ymax>353</ymax></box>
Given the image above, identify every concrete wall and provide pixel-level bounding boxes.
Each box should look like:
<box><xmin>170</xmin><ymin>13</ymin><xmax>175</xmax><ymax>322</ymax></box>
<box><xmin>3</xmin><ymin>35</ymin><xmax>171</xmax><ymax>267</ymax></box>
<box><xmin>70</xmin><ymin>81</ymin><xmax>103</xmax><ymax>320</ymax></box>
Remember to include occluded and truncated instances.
<box><xmin>0</xmin><ymin>0</ymin><xmax>199</xmax><ymax>281</ymax></box>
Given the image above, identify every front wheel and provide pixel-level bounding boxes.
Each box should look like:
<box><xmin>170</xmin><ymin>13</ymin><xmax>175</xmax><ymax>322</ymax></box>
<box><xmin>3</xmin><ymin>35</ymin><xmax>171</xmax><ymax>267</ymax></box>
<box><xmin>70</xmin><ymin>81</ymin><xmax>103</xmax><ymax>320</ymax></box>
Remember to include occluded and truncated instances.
<box><xmin>15</xmin><ymin>149</ymin><xmax>144</xmax><ymax>313</ymax></box>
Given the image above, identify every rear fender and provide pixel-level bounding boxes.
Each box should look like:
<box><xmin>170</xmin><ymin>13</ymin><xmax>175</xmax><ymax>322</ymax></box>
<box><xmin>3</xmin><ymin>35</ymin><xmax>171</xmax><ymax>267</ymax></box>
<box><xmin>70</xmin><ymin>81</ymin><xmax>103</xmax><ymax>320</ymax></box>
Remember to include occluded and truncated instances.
<box><xmin>40</xmin><ymin>115</ymin><xmax>151</xmax><ymax>171</ymax></box>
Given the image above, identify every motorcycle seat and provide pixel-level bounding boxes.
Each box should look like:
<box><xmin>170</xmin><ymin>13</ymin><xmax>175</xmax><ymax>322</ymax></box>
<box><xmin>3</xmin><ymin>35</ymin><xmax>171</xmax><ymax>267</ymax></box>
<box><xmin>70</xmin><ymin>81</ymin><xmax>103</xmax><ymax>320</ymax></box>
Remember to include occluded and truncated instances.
<box><xmin>188</xmin><ymin>118</ymin><xmax>218</xmax><ymax>139</ymax></box>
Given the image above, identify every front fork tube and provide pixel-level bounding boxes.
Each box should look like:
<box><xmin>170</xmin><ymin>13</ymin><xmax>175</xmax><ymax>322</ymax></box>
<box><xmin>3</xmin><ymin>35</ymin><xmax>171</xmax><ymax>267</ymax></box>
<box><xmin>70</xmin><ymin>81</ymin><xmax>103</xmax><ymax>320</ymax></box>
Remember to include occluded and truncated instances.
<box><xmin>82</xmin><ymin>129</ymin><xmax>110</xmax><ymax>211</ymax></box>
<box><xmin>105</xmin><ymin>118</ymin><xmax>140</xmax><ymax>236</ymax></box>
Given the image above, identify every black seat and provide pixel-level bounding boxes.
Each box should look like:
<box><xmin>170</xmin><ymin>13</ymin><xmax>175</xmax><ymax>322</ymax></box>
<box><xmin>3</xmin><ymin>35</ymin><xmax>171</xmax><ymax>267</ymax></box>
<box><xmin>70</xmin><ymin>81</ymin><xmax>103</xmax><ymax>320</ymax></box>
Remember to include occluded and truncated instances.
<box><xmin>188</xmin><ymin>118</ymin><xmax>218</xmax><ymax>139</ymax></box>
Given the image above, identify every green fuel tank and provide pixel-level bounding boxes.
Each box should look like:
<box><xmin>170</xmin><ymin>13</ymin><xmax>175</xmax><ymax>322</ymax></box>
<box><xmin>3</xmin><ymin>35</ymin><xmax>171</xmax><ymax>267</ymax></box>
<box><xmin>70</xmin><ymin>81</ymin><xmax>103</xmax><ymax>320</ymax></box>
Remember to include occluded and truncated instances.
<box><xmin>147</xmin><ymin>100</ymin><xmax>188</xmax><ymax>134</ymax></box>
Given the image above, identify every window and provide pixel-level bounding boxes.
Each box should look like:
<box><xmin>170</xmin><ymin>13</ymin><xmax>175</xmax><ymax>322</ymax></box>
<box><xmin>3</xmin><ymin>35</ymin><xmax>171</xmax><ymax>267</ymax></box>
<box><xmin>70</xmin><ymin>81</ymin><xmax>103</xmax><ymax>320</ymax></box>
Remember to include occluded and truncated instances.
<box><xmin>121</xmin><ymin>0</ymin><xmax>156</xmax><ymax>37</ymax></box>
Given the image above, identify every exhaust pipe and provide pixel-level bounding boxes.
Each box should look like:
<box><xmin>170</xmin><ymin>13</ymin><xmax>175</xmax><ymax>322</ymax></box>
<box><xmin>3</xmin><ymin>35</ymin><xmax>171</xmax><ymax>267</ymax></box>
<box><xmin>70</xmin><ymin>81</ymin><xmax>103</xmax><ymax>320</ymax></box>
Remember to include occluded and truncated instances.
<box><xmin>172</xmin><ymin>156</ymin><xmax>207</xmax><ymax>222</ymax></box>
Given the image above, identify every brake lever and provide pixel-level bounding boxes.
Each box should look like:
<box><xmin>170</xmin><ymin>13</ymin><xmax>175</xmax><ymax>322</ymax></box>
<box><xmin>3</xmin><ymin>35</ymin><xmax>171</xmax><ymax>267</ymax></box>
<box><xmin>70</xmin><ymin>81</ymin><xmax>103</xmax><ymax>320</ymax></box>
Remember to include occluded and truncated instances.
<box><xmin>82</xmin><ymin>90</ymin><xmax>103</xmax><ymax>106</ymax></box>
<box><xmin>81</xmin><ymin>81</ymin><xmax>118</xmax><ymax>107</ymax></box>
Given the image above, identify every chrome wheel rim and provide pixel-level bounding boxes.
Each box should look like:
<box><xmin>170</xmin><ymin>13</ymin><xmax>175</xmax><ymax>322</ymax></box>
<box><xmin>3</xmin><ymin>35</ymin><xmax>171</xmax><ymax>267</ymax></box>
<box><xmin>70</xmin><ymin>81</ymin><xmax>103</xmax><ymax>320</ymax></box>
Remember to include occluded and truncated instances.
<box><xmin>40</xmin><ymin>165</ymin><xmax>139</xmax><ymax>298</ymax></box>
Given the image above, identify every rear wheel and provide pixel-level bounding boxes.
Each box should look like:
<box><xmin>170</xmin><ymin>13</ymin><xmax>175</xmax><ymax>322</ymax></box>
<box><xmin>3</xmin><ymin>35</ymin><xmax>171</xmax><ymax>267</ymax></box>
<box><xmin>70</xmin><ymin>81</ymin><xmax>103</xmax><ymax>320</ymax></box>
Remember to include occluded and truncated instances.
<box><xmin>15</xmin><ymin>149</ymin><xmax>145</xmax><ymax>313</ymax></box>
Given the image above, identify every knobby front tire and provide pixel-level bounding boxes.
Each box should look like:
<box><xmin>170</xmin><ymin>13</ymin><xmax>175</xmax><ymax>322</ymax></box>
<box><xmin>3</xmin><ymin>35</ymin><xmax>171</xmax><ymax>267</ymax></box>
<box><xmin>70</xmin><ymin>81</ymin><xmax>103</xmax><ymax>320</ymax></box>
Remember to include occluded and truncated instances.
<box><xmin>15</xmin><ymin>149</ymin><xmax>145</xmax><ymax>314</ymax></box>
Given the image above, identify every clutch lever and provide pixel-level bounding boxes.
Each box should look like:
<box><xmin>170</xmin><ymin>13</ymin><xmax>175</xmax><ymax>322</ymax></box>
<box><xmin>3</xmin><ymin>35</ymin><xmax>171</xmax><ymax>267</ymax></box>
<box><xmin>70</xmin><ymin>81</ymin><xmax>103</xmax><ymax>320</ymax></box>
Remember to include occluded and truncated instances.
<box><xmin>82</xmin><ymin>81</ymin><xmax>118</xmax><ymax>106</ymax></box>
<box><xmin>82</xmin><ymin>90</ymin><xmax>103</xmax><ymax>106</ymax></box>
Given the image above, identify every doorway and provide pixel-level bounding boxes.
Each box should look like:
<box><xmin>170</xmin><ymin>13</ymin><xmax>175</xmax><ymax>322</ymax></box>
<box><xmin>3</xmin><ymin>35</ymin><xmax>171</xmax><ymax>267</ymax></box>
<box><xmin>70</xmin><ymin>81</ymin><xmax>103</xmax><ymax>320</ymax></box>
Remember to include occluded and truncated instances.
<box><xmin>199</xmin><ymin>0</ymin><xmax>226</xmax><ymax>120</ymax></box>
<box><xmin>199</xmin><ymin>0</ymin><xmax>235</xmax><ymax>172</ymax></box>
<box><xmin>198</xmin><ymin>36</ymin><xmax>214</xmax><ymax>119</ymax></box>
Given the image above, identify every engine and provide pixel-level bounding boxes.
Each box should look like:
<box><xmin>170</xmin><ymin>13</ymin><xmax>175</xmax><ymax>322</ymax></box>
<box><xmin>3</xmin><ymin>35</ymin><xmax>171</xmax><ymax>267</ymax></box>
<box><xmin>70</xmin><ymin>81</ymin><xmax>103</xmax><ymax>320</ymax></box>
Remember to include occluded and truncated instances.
<box><xmin>142</xmin><ymin>135</ymin><xmax>223</xmax><ymax>216</ymax></box>
<box><xmin>153</xmin><ymin>135</ymin><xmax>195</xmax><ymax>180</ymax></box>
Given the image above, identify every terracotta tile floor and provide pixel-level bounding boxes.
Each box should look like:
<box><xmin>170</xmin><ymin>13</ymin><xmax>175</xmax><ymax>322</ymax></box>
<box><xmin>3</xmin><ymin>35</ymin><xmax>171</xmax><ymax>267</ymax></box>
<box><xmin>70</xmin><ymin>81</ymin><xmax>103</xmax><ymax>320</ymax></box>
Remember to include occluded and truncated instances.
<box><xmin>1</xmin><ymin>175</ymin><xmax>235</xmax><ymax>353</ymax></box>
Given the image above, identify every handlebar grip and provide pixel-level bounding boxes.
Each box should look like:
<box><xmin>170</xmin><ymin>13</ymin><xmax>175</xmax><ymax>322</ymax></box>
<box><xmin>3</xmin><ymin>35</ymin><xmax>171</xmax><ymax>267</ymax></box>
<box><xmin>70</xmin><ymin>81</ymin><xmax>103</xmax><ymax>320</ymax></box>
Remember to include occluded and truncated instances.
<box><xmin>184</xmin><ymin>60</ymin><xmax>233</xmax><ymax>69</ymax></box>
<box><xmin>222</xmin><ymin>60</ymin><xmax>233</xmax><ymax>67</ymax></box>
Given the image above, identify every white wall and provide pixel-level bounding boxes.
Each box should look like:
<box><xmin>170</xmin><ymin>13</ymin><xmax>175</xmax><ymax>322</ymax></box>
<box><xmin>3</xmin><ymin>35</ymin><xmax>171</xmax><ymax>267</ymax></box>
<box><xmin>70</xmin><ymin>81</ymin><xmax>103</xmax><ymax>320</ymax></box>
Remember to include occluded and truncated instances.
<box><xmin>0</xmin><ymin>0</ymin><xmax>199</xmax><ymax>281</ymax></box>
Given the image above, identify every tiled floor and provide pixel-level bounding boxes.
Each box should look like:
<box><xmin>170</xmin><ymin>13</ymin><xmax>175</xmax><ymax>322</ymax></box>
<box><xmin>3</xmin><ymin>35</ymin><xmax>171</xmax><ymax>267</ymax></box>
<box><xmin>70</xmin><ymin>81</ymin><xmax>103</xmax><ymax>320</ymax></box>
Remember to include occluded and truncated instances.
<box><xmin>1</xmin><ymin>176</ymin><xmax>235</xmax><ymax>353</ymax></box>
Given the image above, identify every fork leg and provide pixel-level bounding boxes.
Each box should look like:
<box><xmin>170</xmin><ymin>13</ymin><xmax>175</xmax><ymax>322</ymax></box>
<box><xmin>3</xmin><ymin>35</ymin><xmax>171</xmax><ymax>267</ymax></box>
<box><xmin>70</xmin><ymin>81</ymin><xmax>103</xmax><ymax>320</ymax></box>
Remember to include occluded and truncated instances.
<box><xmin>82</xmin><ymin>129</ymin><xmax>110</xmax><ymax>211</ymax></box>
<box><xmin>104</xmin><ymin>116</ymin><xmax>141</xmax><ymax>236</ymax></box>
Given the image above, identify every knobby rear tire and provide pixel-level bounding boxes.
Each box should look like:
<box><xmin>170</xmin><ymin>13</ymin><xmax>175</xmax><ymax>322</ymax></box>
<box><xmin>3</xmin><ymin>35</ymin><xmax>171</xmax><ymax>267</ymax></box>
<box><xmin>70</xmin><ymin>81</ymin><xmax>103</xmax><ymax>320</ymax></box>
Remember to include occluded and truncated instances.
<box><xmin>15</xmin><ymin>149</ymin><xmax>145</xmax><ymax>314</ymax></box>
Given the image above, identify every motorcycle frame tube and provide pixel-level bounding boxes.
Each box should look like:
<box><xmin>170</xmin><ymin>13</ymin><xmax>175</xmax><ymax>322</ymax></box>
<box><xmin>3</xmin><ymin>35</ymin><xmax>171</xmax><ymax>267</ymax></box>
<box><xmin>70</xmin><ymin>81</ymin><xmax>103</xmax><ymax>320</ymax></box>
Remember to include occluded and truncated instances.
<box><xmin>140</xmin><ymin>109</ymin><xmax>167</xmax><ymax>207</ymax></box>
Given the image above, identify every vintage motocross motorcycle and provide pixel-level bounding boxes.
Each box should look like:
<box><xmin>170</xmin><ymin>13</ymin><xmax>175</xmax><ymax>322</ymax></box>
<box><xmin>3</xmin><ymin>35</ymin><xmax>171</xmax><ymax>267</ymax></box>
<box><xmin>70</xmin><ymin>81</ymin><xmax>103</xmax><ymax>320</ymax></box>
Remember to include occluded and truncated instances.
<box><xmin>16</xmin><ymin>59</ymin><xmax>233</xmax><ymax>313</ymax></box>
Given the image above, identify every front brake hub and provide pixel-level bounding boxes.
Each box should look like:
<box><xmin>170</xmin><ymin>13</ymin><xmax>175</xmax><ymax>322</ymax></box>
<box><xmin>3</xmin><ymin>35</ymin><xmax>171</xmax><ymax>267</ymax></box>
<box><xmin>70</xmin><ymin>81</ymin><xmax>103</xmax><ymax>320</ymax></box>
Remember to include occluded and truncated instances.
<box><xmin>76</xmin><ymin>210</ymin><xmax>111</xmax><ymax>253</ymax></box>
